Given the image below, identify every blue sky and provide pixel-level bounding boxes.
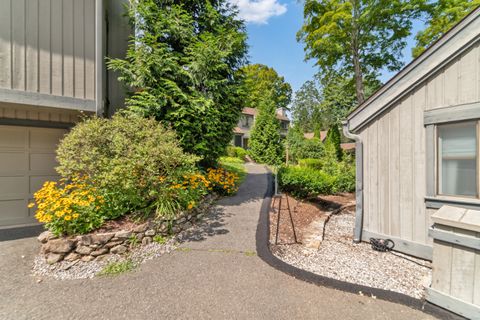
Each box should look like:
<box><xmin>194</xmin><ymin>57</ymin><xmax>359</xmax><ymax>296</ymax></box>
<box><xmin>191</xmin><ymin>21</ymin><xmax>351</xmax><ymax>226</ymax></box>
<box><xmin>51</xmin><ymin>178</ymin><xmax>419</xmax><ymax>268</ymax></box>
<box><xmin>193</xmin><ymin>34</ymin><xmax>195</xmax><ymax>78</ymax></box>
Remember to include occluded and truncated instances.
<box><xmin>231</xmin><ymin>0</ymin><xmax>425</xmax><ymax>94</ymax></box>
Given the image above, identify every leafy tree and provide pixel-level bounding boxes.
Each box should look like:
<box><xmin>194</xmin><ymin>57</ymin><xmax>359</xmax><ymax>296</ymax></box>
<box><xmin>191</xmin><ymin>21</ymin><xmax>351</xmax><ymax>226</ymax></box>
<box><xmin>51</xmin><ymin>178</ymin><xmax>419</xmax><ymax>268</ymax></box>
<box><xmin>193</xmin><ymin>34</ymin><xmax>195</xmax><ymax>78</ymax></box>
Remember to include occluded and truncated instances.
<box><xmin>286</xmin><ymin>126</ymin><xmax>324</xmax><ymax>163</ymax></box>
<box><xmin>108</xmin><ymin>0</ymin><xmax>248</xmax><ymax>166</ymax></box>
<box><xmin>297</xmin><ymin>0</ymin><xmax>426</xmax><ymax>104</ymax></box>
<box><xmin>239</xmin><ymin>64</ymin><xmax>292</xmax><ymax>110</ymax></box>
<box><xmin>291</xmin><ymin>80</ymin><xmax>322</xmax><ymax>132</ymax></box>
<box><xmin>413</xmin><ymin>0</ymin><xmax>480</xmax><ymax>57</ymax></box>
<box><xmin>248</xmin><ymin>97</ymin><xmax>284</xmax><ymax>166</ymax></box>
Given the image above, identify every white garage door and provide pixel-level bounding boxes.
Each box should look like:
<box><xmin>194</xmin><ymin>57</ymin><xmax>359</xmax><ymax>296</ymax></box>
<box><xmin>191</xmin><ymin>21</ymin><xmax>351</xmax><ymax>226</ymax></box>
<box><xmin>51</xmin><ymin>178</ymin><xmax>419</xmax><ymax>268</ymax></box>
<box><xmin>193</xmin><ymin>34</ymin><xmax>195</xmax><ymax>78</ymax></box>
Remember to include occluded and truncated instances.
<box><xmin>0</xmin><ymin>126</ymin><xmax>67</xmax><ymax>227</ymax></box>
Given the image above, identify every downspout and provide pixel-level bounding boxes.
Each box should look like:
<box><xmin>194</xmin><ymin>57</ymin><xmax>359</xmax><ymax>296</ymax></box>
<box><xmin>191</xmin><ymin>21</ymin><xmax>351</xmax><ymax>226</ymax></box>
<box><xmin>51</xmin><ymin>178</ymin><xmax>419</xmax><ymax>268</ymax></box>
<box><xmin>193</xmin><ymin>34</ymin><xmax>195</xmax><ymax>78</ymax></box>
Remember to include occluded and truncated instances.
<box><xmin>342</xmin><ymin>120</ymin><xmax>363</xmax><ymax>243</ymax></box>
<box><xmin>95</xmin><ymin>0</ymin><xmax>105</xmax><ymax>117</ymax></box>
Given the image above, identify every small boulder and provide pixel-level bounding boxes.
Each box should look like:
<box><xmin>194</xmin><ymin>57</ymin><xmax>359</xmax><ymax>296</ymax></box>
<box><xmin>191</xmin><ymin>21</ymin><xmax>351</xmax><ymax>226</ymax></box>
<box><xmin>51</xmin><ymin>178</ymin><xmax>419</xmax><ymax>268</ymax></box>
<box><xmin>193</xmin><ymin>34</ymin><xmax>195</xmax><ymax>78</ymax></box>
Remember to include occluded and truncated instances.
<box><xmin>145</xmin><ymin>229</ymin><xmax>155</xmax><ymax>237</ymax></box>
<box><xmin>77</xmin><ymin>235</ymin><xmax>93</xmax><ymax>246</ymax></box>
<box><xmin>142</xmin><ymin>237</ymin><xmax>152</xmax><ymax>246</ymax></box>
<box><xmin>46</xmin><ymin>253</ymin><xmax>63</xmax><ymax>264</ymax></box>
<box><xmin>133</xmin><ymin>223</ymin><xmax>148</xmax><ymax>233</ymax></box>
<box><xmin>91</xmin><ymin>233</ymin><xmax>115</xmax><ymax>245</ymax></box>
<box><xmin>81</xmin><ymin>255</ymin><xmax>95</xmax><ymax>262</ymax></box>
<box><xmin>114</xmin><ymin>230</ymin><xmax>131</xmax><ymax>240</ymax></box>
<box><xmin>76</xmin><ymin>245</ymin><xmax>93</xmax><ymax>255</ymax></box>
<box><xmin>64</xmin><ymin>252</ymin><xmax>81</xmax><ymax>262</ymax></box>
<box><xmin>90</xmin><ymin>248</ymin><xmax>109</xmax><ymax>257</ymax></box>
<box><xmin>37</xmin><ymin>231</ymin><xmax>55</xmax><ymax>243</ymax></box>
<box><xmin>110</xmin><ymin>245</ymin><xmax>127</xmax><ymax>255</ymax></box>
<box><xmin>105</xmin><ymin>241</ymin><xmax>124</xmax><ymax>248</ymax></box>
<box><xmin>43</xmin><ymin>239</ymin><xmax>75</xmax><ymax>254</ymax></box>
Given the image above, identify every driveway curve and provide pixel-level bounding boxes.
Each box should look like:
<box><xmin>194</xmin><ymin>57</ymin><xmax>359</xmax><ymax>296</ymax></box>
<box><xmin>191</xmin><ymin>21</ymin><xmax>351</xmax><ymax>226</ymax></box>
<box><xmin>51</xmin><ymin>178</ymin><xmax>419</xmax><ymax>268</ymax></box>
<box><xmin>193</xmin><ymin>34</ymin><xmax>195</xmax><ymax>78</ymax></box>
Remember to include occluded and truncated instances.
<box><xmin>0</xmin><ymin>163</ymin><xmax>436</xmax><ymax>320</ymax></box>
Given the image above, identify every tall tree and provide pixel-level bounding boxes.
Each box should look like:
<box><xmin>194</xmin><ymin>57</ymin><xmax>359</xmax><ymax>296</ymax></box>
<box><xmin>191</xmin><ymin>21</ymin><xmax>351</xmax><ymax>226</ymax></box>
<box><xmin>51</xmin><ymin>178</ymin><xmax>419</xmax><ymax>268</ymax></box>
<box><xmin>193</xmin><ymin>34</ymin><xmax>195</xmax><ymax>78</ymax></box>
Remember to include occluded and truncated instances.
<box><xmin>413</xmin><ymin>0</ymin><xmax>480</xmax><ymax>58</ymax></box>
<box><xmin>108</xmin><ymin>0</ymin><xmax>248</xmax><ymax>166</ymax></box>
<box><xmin>291</xmin><ymin>79</ymin><xmax>322</xmax><ymax>132</ymax></box>
<box><xmin>248</xmin><ymin>95</ymin><xmax>284</xmax><ymax>166</ymax></box>
<box><xmin>297</xmin><ymin>0</ymin><xmax>426</xmax><ymax>104</ymax></box>
<box><xmin>239</xmin><ymin>64</ymin><xmax>292</xmax><ymax>110</ymax></box>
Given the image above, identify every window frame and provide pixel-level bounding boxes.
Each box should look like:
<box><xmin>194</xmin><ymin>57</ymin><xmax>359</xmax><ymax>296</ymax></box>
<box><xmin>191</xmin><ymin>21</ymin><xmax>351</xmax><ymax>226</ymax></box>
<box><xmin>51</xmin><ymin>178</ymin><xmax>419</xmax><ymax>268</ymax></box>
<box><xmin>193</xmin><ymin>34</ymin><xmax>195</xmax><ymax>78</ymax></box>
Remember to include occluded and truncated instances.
<box><xmin>435</xmin><ymin>120</ymin><xmax>480</xmax><ymax>199</ymax></box>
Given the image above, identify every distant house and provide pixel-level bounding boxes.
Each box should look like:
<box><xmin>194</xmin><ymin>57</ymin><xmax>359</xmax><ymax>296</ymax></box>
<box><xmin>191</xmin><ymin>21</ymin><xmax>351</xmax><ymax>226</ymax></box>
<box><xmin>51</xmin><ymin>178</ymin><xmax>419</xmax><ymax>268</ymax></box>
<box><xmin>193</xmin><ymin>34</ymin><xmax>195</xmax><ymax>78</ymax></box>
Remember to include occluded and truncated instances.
<box><xmin>304</xmin><ymin>129</ymin><xmax>355</xmax><ymax>152</ymax></box>
<box><xmin>233</xmin><ymin>107</ymin><xmax>290</xmax><ymax>149</ymax></box>
<box><xmin>343</xmin><ymin>7</ymin><xmax>480</xmax><ymax>261</ymax></box>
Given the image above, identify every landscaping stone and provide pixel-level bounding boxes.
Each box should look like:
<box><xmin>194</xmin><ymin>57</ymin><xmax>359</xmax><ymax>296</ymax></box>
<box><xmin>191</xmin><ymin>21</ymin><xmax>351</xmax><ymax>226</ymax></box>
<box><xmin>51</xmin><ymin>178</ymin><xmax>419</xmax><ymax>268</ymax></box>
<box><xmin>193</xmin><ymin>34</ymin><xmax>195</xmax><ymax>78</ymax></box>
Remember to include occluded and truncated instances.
<box><xmin>91</xmin><ymin>248</ymin><xmax>109</xmax><ymax>257</ymax></box>
<box><xmin>37</xmin><ymin>231</ymin><xmax>54</xmax><ymax>243</ymax></box>
<box><xmin>81</xmin><ymin>255</ymin><xmax>95</xmax><ymax>262</ymax></box>
<box><xmin>145</xmin><ymin>229</ymin><xmax>155</xmax><ymax>237</ymax></box>
<box><xmin>110</xmin><ymin>245</ymin><xmax>127</xmax><ymax>255</ymax></box>
<box><xmin>46</xmin><ymin>253</ymin><xmax>63</xmax><ymax>264</ymax></box>
<box><xmin>133</xmin><ymin>223</ymin><xmax>148</xmax><ymax>233</ymax></box>
<box><xmin>91</xmin><ymin>233</ymin><xmax>115</xmax><ymax>245</ymax></box>
<box><xmin>89</xmin><ymin>244</ymin><xmax>100</xmax><ymax>249</ymax></box>
<box><xmin>114</xmin><ymin>230</ymin><xmax>131</xmax><ymax>240</ymax></box>
<box><xmin>64</xmin><ymin>252</ymin><xmax>81</xmax><ymax>262</ymax></box>
<box><xmin>142</xmin><ymin>237</ymin><xmax>152</xmax><ymax>246</ymax></box>
<box><xmin>43</xmin><ymin>239</ymin><xmax>75</xmax><ymax>254</ymax></box>
<box><xmin>136</xmin><ymin>233</ymin><xmax>145</xmax><ymax>241</ymax></box>
<box><xmin>76</xmin><ymin>245</ymin><xmax>93</xmax><ymax>255</ymax></box>
<box><xmin>77</xmin><ymin>235</ymin><xmax>93</xmax><ymax>246</ymax></box>
<box><xmin>105</xmin><ymin>241</ymin><xmax>124</xmax><ymax>249</ymax></box>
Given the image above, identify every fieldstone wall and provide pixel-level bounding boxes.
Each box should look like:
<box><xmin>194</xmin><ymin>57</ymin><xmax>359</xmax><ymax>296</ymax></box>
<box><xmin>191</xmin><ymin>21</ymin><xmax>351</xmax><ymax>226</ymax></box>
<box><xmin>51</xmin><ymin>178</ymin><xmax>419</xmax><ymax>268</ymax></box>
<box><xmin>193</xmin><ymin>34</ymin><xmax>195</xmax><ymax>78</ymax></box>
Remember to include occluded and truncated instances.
<box><xmin>38</xmin><ymin>212</ymin><xmax>205</xmax><ymax>264</ymax></box>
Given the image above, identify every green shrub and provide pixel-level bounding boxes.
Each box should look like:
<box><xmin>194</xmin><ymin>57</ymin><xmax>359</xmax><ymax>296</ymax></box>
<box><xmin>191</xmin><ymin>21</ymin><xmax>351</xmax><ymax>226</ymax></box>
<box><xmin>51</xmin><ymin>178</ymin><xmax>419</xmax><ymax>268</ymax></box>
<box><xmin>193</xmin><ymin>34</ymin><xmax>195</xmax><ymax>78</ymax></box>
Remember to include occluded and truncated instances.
<box><xmin>226</xmin><ymin>146</ymin><xmax>247</xmax><ymax>161</ymax></box>
<box><xmin>286</xmin><ymin>128</ymin><xmax>324</xmax><ymax>163</ymax></box>
<box><xmin>298</xmin><ymin>158</ymin><xmax>323</xmax><ymax>170</ymax></box>
<box><xmin>277</xmin><ymin>166</ymin><xmax>336</xmax><ymax>198</ymax></box>
<box><xmin>56</xmin><ymin>114</ymin><xmax>200</xmax><ymax>219</ymax></box>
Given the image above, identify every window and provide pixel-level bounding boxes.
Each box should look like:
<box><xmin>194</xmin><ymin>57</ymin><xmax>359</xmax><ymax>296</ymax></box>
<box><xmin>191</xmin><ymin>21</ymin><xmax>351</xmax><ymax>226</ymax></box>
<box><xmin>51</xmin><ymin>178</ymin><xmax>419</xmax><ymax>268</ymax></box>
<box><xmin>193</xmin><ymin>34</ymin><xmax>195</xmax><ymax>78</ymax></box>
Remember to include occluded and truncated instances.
<box><xmin>234</xmin><ymin>135</ymin><xmax>242</xmax><ymax>147</ymax></box>
<box><xmin>242</xmin><ymin>115</ymin><xmax>252</xmax><ymax>128</ymax></box>
<box><xmin>437</xmin><ymin>122</ymin><xmax>478</xmax><ymax>197</ymax></box>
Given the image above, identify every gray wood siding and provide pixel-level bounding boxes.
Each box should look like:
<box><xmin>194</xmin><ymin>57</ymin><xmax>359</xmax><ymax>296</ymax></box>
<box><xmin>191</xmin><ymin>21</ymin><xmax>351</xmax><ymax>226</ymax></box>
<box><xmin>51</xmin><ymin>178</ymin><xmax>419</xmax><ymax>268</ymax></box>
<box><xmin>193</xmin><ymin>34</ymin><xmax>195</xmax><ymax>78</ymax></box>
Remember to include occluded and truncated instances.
<box><xmin>0</xmin><ymin>0</ymin><xmax>96</xmax><ymax>101</ymax></box>
<box><xmin>0</xmin><ymin>102</ymin><xmax>86</xmax><ymax>123</ymax></box>
<box><xmin>359</xmin><ymin>43</ymin><xmax>480</xmax><ymax>250</ymax></box>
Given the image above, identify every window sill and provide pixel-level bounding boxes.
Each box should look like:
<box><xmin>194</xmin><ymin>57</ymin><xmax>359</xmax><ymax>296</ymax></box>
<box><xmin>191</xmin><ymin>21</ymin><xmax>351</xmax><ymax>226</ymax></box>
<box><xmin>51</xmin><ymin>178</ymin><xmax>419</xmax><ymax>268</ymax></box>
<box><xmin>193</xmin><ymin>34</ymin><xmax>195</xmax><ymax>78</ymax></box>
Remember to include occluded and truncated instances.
<box><xmin>425</xmin><ymin>196</ymin><xmax>480</xmax><ymax>210</ymax></box>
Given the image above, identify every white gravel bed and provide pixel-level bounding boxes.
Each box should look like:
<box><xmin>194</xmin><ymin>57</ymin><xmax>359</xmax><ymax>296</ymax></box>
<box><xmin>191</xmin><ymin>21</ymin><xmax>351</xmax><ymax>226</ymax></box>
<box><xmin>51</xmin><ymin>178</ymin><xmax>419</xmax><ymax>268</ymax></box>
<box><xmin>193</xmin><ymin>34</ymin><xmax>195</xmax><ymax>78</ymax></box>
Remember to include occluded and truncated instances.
<box><xmin>33</xmin><ymin>238</ymin><xmax>178</xmax><ymax>280</ymax></box>
<box><xmin>271</xmin><ymin>211</ymin><xmax>432</xmax><ymax>299</ymax></box>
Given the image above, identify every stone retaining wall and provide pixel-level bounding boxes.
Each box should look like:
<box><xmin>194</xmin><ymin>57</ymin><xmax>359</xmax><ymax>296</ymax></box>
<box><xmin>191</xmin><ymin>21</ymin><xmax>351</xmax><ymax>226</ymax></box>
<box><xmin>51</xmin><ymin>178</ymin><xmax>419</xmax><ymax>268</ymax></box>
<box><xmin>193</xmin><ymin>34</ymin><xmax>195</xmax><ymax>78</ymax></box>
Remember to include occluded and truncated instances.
<box><xmin>38</xmin><ymin>211</ymin><xmax>205</xmax><ymax>264</ymax></box>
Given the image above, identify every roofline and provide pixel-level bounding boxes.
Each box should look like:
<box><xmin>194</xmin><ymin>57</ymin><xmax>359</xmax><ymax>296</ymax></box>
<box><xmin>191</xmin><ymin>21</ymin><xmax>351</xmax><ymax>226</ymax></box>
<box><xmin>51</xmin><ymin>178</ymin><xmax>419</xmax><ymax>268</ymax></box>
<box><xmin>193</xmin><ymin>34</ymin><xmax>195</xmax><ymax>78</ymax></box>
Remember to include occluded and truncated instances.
<box><xmin>347</xmin><ymin>6</ymin><xmax>480</xmax><ymax>132</ymax></box>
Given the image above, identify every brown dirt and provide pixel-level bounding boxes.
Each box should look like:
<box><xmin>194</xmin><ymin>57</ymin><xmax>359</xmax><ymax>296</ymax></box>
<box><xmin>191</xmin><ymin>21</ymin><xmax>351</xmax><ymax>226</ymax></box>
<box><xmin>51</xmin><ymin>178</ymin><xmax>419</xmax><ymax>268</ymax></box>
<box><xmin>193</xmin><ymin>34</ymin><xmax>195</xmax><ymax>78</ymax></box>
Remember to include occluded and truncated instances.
<box><xmin>93</xmin><ymin>215</ymin><xmax>142</xmax><ymax>234</ymax></box>
<box><xmin>269</xmin><ymin>193</ymin><xmax>355</xmax><ymax>245</ymax></box>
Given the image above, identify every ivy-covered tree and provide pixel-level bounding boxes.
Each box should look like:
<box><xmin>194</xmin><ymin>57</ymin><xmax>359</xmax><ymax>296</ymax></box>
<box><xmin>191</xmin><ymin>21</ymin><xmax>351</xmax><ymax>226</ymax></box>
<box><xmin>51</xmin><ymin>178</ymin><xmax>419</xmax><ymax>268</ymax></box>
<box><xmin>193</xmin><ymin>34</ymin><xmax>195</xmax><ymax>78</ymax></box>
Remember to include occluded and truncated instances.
<box><xmin>238</xmin><ymin>64</ymin><xmax>292</xmax><ymax>110</ymax></box>
<box><xmin>413</xmin><ymin>0</ymin><xmax>480</xmax><ymax>57</ymax></box>
<box><xmin>248</xmin><ymin>97</ymin><xmax>284</xmax><ymax>166</ymax></box>
<box><xmin>297</xmin><ymin>0</ymin><xmax>426</xmax><ymax>104</ymax></box>
<box><xmin>108</xmin><ymin>0</ymin><xmax>248</xmax><ymax>166</ymax></box>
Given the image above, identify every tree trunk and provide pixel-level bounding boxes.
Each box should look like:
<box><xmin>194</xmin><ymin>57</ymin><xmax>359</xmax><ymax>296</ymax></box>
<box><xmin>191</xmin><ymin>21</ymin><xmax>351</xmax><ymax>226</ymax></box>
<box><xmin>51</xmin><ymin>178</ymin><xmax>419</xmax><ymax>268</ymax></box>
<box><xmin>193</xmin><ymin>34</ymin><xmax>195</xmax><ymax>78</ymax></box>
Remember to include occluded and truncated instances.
<box><xmin>352</xmin><ymin>50</ymin><xmax>365</xmax><ymax>105</ymax></box>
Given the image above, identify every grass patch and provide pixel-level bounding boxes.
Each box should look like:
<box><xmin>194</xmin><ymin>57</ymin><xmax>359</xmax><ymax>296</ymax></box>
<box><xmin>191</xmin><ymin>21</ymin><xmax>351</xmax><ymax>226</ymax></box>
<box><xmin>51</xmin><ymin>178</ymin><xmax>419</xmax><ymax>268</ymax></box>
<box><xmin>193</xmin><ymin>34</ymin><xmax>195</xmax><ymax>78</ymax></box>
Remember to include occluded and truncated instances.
<box><xmin>98</xmin><ymin>259</ymin><xmax>135</xmax><ymax>276</ymax></box>
<box><xmin>219</xmin><ymin>156</ymin><xmax>247</xmax><ymax>185</ymax></box>
<box><xmin>153</xmin><ymin>235</ymin><xmax>168</xmax><ymax>244</ymax></box>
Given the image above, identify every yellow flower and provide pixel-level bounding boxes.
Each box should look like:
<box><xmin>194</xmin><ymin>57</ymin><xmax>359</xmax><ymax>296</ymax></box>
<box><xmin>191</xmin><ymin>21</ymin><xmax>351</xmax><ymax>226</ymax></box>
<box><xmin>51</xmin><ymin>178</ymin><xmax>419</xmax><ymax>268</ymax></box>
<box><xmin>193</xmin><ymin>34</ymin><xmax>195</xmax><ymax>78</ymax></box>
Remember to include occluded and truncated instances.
<box><xmin>187</xmin><ymin>201</ymin><xmax>195</xmax><ymax>210</ymax></box>
<box><xmin>27</xmin><ymin>202</ymin><xmax>35</xmax><ymax>208</ymax></box>
<box><xmin>64</xmin><ymin>215</ymin><xmax>72</xmax><ymax>221</ymax></box>
<box><xmin>72</xmin><ymin>213</ymin><xmax>80</xmax><ymax>219</ymax></box>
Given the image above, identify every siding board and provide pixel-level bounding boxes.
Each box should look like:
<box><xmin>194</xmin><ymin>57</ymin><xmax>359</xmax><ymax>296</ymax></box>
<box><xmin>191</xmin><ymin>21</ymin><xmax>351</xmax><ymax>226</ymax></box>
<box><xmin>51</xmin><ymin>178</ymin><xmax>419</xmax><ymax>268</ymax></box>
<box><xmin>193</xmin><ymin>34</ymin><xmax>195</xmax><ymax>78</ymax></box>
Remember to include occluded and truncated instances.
<box><xmin>26</xmin><ymin>0</ymin><xmax>39</xmax><ymax>92</ymax></box>
<box><xmin>378</xmin><ymin>114</ymin><xmax>390</xmax><ymax>235</ymax></box>
<box><xmin>62</xmin><ymin>0</ymin><xmax>74</xmax><ymax>97</ymax></box>
<box><xmin>389</xmin><ymin>105</ymin><xmax>400</xmax><ymax>237</ymax></box>
<box><xmin>12</xmin><ymin>0</ymin><xmax>26</xmax><ymax>90</ymax></box>
<box><xmin>74</xmin><ymin>0</ymin><xmax>85</xmax><ymax>99</ymax></box>
<box><xmin>0</xmin><ymin>0</ymin><xmax>12</xmax><ymax>89</ymax></box>
<box><xmin>50</xmin><ymin>0</ymin><xmax>63</xmax><ymax>96</ymax></box>
<box><xmin>38</xmin><ymin>0</ymin><xmax>51</xmax><ymax>94</ymax></box>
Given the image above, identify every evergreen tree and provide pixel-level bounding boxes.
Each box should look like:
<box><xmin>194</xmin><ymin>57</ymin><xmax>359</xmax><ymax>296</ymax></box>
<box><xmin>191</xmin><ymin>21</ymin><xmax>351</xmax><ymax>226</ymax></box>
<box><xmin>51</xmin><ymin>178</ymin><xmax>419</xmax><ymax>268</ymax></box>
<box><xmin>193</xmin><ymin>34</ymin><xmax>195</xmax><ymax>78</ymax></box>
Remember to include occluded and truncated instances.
<box><xmin>108</xmin><ymin>0</ymin><xmax>248</xmax><ymax>166</ymax></box>
<box><xmin>324</xmin><ymin>125</ymin><xmax>343</xmax><ymax>161</ymax></box>
<box><xmin>248</xmin><ymin>97</ymin><xmax>283</xmax><ymax>166</ymax></box>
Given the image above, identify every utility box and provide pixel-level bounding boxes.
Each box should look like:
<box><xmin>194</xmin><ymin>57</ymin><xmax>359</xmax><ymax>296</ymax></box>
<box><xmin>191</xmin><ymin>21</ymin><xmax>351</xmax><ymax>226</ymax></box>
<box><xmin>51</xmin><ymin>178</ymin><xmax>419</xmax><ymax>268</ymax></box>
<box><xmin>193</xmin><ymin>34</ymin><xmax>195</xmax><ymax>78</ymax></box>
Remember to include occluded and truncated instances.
<box><xmin>427</xmin><ymin>205</ymin><xmax>480</xmax><ymax>319</ymax></box>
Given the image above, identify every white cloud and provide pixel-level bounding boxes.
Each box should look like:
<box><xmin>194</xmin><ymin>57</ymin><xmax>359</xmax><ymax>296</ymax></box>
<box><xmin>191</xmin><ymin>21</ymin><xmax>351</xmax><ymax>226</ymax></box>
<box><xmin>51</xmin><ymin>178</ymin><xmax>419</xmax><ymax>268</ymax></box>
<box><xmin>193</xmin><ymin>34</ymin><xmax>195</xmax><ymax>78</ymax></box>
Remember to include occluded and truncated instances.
<box><xmin>229</xmin><ymin>0</ymin><xmax>287</xmax><ymax>24</ymax></box>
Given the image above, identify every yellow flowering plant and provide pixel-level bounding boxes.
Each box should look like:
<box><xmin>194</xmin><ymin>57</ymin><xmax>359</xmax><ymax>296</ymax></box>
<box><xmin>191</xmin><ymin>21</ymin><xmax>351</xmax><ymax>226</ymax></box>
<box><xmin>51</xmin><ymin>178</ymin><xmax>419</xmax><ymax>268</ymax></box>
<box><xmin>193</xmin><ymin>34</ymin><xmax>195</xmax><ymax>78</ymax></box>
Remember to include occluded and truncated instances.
<box><xmin>29</xmin><ymin>178</ymin><xmax>106</xmax><ymax>236</ymax></box>
<box><xmin>206</xmin><ymin>168</ymin><xmax>239</xmax><ymax>196</ymax></box>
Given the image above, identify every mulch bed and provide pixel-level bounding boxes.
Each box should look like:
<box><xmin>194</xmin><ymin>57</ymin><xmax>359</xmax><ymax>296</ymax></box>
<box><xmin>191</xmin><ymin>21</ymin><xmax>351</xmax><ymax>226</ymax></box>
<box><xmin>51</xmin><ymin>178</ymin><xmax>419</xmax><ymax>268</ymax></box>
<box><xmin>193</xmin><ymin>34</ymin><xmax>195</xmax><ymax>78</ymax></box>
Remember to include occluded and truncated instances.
<box><xmin>269</xmin><ymin>193</ymin><xmax>432</xmax><ymax>299</ymax></box>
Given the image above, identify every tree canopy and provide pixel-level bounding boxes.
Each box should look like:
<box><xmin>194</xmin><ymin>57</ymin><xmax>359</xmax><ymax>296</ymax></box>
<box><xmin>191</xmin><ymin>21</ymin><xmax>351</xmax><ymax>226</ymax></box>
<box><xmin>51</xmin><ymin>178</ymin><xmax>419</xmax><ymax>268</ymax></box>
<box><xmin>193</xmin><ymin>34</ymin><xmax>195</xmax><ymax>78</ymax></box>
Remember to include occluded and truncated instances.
<box><xmin>297</xmin><ymin>0</ymin><xmax>426</xmax><ymax>104</ymax></box>
<box><xmin>413</xmin><ymin>0</ymin><xmax>480</xmax><ymax>58</ymax></box>
<box><xmin>108</xmin><ymin>0</ymin><xmax>248</xmax><ymax>166</ymax></box>
<box><xmin>238</xmin><ymin>64</ymin><xmax>292</xmax><ymax>110</ymax></box>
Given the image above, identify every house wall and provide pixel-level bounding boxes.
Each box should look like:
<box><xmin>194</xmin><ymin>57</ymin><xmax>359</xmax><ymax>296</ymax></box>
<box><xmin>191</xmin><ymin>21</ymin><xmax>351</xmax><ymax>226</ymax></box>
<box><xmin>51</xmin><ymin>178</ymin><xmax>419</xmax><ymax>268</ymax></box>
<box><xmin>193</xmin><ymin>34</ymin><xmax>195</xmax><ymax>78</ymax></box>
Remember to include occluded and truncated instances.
<box><xmin>0</xmin><ymin>0</ymin><xmax>97</xmax><ymax>103</ymax></box>
<box><xmin>358</xmin><ymin>41</ymin><xmax>480</xmax><ymax>259</ymax></box>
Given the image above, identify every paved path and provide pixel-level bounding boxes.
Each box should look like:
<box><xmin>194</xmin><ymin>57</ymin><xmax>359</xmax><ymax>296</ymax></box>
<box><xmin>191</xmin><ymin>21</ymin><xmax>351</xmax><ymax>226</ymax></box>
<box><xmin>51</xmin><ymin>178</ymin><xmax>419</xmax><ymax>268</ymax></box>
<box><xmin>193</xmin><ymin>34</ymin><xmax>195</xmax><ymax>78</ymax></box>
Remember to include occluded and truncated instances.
<box><xmin>0</xmin><ymin>163</ymin><xmax>435</xmax><ymax>319</ymax></box>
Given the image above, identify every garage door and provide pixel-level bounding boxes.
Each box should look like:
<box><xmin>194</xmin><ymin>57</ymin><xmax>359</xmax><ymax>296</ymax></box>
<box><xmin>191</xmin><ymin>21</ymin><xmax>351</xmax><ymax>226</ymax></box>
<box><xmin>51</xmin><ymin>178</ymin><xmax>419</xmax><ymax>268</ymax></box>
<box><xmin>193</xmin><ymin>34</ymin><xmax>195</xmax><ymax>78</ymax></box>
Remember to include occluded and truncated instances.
<box><xmin>0</xmin><ymin>126</ymin><xmax>67</xmax><ymax>227</ymax></box>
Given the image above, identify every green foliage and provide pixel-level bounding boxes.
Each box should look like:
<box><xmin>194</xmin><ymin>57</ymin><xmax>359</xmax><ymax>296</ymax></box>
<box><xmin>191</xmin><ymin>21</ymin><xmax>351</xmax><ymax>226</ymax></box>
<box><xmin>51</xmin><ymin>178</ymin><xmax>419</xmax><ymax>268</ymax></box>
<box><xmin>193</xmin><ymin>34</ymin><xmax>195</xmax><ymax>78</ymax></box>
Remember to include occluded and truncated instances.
<box><xmin>248</xmin><ymin>98</ymin><xmax>284</xmax><ymax>166</ymax></box>
<box><xmin>238</xmin><ymin>64</ymin><xmax>292</xmax><ymax>110</ymax></box>
<box><xmin>278</xmin><ymin>166</ymin><xmax>336</xmax><ymax>198</ymax></box>
<box><xmin>298</xmin><ymin>0</ymin><xmax>426</xmax><ymax>103</ymax></box>
<box><xmin>413</xmin><ymin>0</ymin><xmax>480</xmax><ymax>57</ymax></box>
<box><xmin>219</xmin><ymin>157</ymin><xmax>247</xmax><ymax>184</ymax></box>
<box><xmin>99</xmin><ymin>259</ymin><xmax>136</xmax><ymax>276</ymax></box>
<box><xmin>56</xmin><ymin>114</ymin><xmax>199</xmax><ymax>219</ymax></box>
<box><xmin>286</xmin><ymin>127</ymin><xmax>324</xmax><ymax>163</ymax></box>
<box><xmin>226</xmin><ymin>146</ymin><xmax>247</xmax><ymax>161</ymax></box>
<box><xmin>298</xmin><ymin>158</ymin><xmax>323</xmax><ymax>170</ymax></box>
<box><xmin>153</xmin><ymin>235</ymin><xmax>168</xmax><ymax>244</ymax></box>
<box><xmin>107</xmin><ymin>0</ymin><xmax>248</xmax><ymax>166</ymax></box>
<box><xmin>324</xmin><ymin>125</ymin><xmax>343</xmax><ymax>161</ymax></box>
<box><xmin>291</xmin><ymin>79</ymin><xmax>323</xmax><ymax>132</ymax></box>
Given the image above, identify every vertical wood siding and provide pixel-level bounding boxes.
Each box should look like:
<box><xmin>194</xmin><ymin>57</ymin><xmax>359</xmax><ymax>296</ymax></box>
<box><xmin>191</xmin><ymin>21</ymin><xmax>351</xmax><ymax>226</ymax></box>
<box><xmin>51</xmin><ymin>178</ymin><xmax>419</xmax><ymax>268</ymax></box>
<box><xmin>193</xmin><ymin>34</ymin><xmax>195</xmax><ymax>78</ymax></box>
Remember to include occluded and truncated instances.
<box><xmin>360</xmin><ymin>43</ymin><xmax>480</xmax><ymax>248</ymax></box>
<box><xmin>0</xmin><ymin>0</ymin><xmax>96</xmax><ymax>100</ymax></box>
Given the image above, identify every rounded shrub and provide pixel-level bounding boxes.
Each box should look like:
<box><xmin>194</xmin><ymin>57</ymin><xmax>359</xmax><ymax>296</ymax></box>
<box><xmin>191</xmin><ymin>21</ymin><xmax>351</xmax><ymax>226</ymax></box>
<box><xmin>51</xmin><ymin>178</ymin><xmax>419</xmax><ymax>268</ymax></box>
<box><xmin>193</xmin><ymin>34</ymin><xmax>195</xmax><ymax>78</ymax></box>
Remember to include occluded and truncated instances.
<box><xmin>277</xmin><ymin>166</ymin><xmax>336</xmax><ymax>198</ymax></box>
<box><xmin>56</xmin><ymin>114</ymin><xmax>199</xmax><ymax>219</ymax></box>
<box><xmin>298</xmin><ymin>158</ymin><xmax>323</xmax><ymax>170</ymax></box>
